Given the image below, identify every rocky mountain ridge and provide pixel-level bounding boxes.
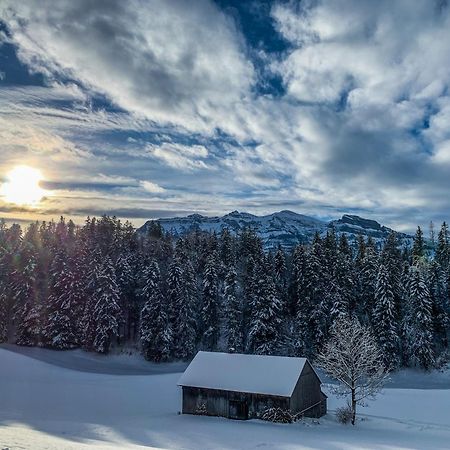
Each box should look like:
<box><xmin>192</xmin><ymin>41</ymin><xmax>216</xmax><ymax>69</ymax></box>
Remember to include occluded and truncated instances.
<box><xmin>140</xmin><ymin>210</ymin><xmax>413</xmax><ymax>249</ymax></box>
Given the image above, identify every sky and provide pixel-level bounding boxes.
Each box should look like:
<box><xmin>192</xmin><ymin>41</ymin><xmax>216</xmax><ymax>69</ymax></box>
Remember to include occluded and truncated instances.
<box><xmin>1</xmin><ymin>0</ymin><xmax>450</xmax><ymax>232</ymax></box>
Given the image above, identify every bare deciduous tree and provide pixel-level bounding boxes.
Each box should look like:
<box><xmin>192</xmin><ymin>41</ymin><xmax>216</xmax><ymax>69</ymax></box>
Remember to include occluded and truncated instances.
<box><xmin>317</xmin><ymin>316</ymin><xmax>389</xmax><ymax>425</ymax></box>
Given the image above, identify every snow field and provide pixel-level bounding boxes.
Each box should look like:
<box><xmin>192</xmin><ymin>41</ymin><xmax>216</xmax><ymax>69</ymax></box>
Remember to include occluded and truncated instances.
<box><xmin>1</xmin><ymin>348</ymin><xmax>449</xmax><ymax>450</ymax></box>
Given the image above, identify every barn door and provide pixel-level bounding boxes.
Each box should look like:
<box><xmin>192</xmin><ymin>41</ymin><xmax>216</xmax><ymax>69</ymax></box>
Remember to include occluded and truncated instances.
<box><xmin>229</xmin><ymin>399</ymin><xmax>248</xmax><ymax>420</ymax></box>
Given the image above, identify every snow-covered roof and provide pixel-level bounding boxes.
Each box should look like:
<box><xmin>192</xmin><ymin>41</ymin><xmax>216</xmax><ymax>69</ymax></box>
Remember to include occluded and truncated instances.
<box><xmin>177</xmin><ymin>351</ymin><xmax>309</xmax><ymax>397</ymax></box>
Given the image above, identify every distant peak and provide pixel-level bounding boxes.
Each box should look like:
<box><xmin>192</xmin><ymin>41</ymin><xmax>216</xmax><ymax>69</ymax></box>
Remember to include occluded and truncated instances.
<box><xmin>225</xmin><ymin>210</ymin><xmax>255</xmax><ymax>219</ymax></box>
<box><xmin>276</xmin><ymin>210</ymin><xmax>298</xmax><ymax>216</ymax></box>
<box><xmin>186</xmin><ymin>213</ymin><xmax>205</xmax><ymax>220</ymax></box>
<box><xmin>337</xmin><ymin>214</ymin><xmax>381</xmax><ymax>230</ymax></box>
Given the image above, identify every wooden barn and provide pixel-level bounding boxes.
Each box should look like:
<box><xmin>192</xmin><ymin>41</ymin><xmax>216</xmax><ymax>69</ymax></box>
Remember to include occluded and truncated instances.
<box><xmin>178</xmin><ymin>351</ymin><xmax>327</xmax><ymax>420</ymax></box>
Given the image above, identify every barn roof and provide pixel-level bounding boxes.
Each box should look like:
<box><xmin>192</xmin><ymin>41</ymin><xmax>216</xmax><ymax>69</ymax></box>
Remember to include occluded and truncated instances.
<box><xmin>178</xmin><ymin>351</ymin><xmax>310</xmax><ymax>397</ymax></box>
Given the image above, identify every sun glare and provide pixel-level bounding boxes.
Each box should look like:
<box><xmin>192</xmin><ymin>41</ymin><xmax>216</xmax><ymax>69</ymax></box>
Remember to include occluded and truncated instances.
<box><xmin>1</xmin><ymin>165</ymin><xmax>46</xmax><ymax>206</ymax></box>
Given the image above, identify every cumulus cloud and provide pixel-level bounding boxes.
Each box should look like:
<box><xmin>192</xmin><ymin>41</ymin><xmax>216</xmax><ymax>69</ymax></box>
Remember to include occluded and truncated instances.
<box><xmin>0</xmin><ymin>0</ymin><xmax>254</xmax><ymax>134</ymax></box>
<box><xmin>147</xmin><ymin>143</ymin><xmax>210</xmax><ymax>171</ymax></box>
<box><xmin>2</xmin><ymin>0</ymin><xmax>450</xmax><ymax>230</ymax></box>
<box><xmin>266</xmin><ymin>0</ymin><xmax>450</xmax><ymax>223</ymax></box>
<box><xmin>140</xmin><ymin>181</ymin><xmax>166</xmax><ymax>194</ymax></box>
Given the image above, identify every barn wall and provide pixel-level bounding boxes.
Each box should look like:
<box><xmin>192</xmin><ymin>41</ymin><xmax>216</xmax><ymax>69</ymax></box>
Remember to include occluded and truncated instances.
<box><xmin>248</xmin><ymin>393</ymin><xmax>289</xmax><ymax>418</ymax></box>
<box><xmin>182</xmin><ymin>387</ymin><xmax>289</xmax><ymax>419</ymax></box>
<box><xmin>289</xmin><ymin>361</ymin><xmax>326</xmax><ymax>418</ymax></box>
<box><xmin>182</xmin><ymin>387</ymin><xmax>228</xmax><ymax>416</ymax></box>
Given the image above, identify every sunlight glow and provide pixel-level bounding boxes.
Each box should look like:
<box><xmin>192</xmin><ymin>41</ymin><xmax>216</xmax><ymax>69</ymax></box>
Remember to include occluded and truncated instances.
<box><xmin>1</xmin><ymin>166</ymin><xmax>47</xmax><ymax>206</ymax></box>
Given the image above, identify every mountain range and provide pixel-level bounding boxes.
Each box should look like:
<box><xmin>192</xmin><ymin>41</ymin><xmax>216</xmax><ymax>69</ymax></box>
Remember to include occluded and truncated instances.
<box><xmin>139</xmin><ymin>210</ymin><xmax>413</xmax><ymax>249</ymax></box>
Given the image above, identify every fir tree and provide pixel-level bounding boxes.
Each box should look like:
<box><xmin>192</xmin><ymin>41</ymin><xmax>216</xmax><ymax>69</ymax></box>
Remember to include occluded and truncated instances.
<box><xmin>0</xmin><ymin>248</ymin><xmax>10</xmax><ymax>343</ymax></box>
<box><xmin>247</xmin><ymin>258</ymin><xmax>282</xmax><ymax>355</ymax></box>
<box><xmin>116</xmin><ymin>252</ymin><xmax>138</xmax><ymax>341</ymax></box>
<box><xmin>373</xmin><ymin>264</ymin><xmax>400</xmax><ymax>368</ymax></box>
<box><xmin>43</xmin><ymin>248</ymin><xmax>81</xmax><ymax>349</ymax></box>
<box><xmin>169</xmin><ymin>259</ymin><xmax>197</xmax><ymax>360</ymax></box>
<box><xmin>274</xmin><ymin>246</ymin><xmax>288</xmax><ymax>312</ymax></box>
<box><xmin>403</xmin><ymin>267</ymin><xmax>435</xmax><ymax>369</ymax></box>
<box><xmin>140</xmin><ymin>261</ymin><xmax>171</xmax><ymax>362</ymax></box>
<box><xmin>357</xmin><ymin>245</ymin><xmax>378</xmax><ymax>322</ymax></box>
<box><xmin>338</xmin><ymin>233</ymin><xmax>352</xmax><ymax>259</ymax></box>
<box><xmin>436</xmin><ymin>222</ymin><xmax>449</xmax><ymax>270</ymax></box>
<box><xmin>289</xmin><ymin>245</ymin><xmax>307</xmax><ymax>318</ymax></box>
<box><xmin>305</xmin><ymin>239</ymin><xmax>330</xmax><ymax>355</ymax></box>
<box><xmin>201</xmin><ymin>253</ymin><xmax>220</xmax><ymax>350</ymax></box>
<box><xmin>427</xmin><ymin>260</ymin><xmax>449</xmax><ymax>349</ymax></box>
<box><xmin>81</xmin><ymin>247</ymin><xmax>102</xmax><ymax>350</ymax></box>
<box><xmin>91</xmin><ymin>257</ymin><xmax>121</xmax><ymax>354</ymax></box>
<box><xmin>0</xmin><ymin>285</ymin><xmax>8</xmax><ymax>342</ymax></box>
<box><xmin>13</xmin><ymin>244</ymin><xmax>41</xmax><ymax>346</ymax></box>
<box><xmin>332</xmin><ymin>252</ymin><xmax>354</xmax><ymax>316</ymax></box>
<box><xmin>220</xmin><ymin>228</ymin><xmax>235</xmax><ymax>270</ymax></box>
<box><xmin>381</xmin><ymin>232</ymin><xmax>403</xmax><ymax>317</ymax></box>
<box><xmin>224</xmin><ymin>265</ymin><xmax>243</xmax><ymax>353</ymax></box>
<box><xmin>412</xmin><ymin>226</ymin><xmax>425</xmax><ymax>263</ymax></box>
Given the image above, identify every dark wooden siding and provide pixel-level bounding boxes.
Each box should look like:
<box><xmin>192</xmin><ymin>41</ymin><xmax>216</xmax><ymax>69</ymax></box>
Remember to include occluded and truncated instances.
<box><xmin>289</xmin><ymin>361</ymin><xmax>326</xmax><ymax>418</ymax></box>
<box><xmin>182</xmin><ymin>386</ymin><xmax>289</xmax><ymax>419</ymax></box>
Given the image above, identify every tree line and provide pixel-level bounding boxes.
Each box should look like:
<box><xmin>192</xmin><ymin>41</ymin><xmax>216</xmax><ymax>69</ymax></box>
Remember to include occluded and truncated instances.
<box><xmin>0</xmin><ymin>215</ymin><xmax>448</xmax><ymax>370</ymax></box>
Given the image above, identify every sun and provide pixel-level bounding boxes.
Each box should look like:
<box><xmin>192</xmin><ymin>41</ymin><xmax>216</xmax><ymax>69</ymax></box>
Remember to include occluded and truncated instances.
<box><xmin>1</xmin><ymin>166</ymin><xmax>47</xmax><ymax>206</ymax></box>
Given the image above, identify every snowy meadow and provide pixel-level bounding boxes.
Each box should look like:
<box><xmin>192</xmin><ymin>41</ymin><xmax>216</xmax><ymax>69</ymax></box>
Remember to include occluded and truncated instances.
<box><xmin>1</xmin><ymin>346</ymin><xmax>450</xmax><ymax>450</ymax></box>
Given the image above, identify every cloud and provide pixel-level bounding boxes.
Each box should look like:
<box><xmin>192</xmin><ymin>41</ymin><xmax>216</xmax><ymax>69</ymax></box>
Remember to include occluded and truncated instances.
<box><xmin>0</xmin><ymin>0</ymin><xmax>254</xmax><ymax>135</ymax></box>
<box><xmin>147</xmin><ymin>143</ymin><xmax>210</xmax><ymax>171</ymax></box>
<box><xmin>140</xmin><ymin>181</ymin><xmax>166</xmax><ymax>194</ymax></box>
<box><xmin>2</xmin><ymin>0</ymin><xmax>450</xmax><ymax>231</ymax></box>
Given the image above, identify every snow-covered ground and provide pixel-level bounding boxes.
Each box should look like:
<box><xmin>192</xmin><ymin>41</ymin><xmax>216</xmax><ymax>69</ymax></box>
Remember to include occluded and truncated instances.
<box><xmin>0</xmin><ymin>346</ymin><xmax>449</xmax><ymax>449</ymax></box>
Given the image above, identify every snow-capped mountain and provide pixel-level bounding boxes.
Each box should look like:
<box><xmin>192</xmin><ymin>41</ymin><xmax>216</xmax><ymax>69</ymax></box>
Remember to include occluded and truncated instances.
<box><xmin>329</xmin><ymin>214</ymin><xmax>413</xmax><ymax>248</ymax></box>
<box><xmin>140</xmin><ymin>210</ymin><xmax>412</xmax><ymax>249</ymax></box>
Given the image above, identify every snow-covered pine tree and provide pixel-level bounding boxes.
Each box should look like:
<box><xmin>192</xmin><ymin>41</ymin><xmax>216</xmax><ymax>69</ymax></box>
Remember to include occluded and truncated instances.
<box><xmin>323</xmin><ymin>228</ymin><xmax>338</xmax><ymax>273</ymax></box>
<box><xmin>13</xmin><ymin>244</ymin><xmax>41</xmax><ymax>346</ymax></box>
<box><xmin>293</xmin><ymin>246</ymin><xmax>319</xmax><ymax>356</ymax></box>
<box><xmin>373</xmin><ymin>263</ymin><xmax>400</xmax><ymax>368</ymax></box>
<box><xmin>43</xmin><ymin>248</ymin><xmax>81</xmax><ymax>349</ymax></box>
<box><xmin>305</xmin><ymin>239</ymin><xmax>330</xmax><ymax>355</ymax></box>
<box><xmin>247</xmin><ymin>257</ymin><xmax>282</xmax><ymax>355</ymax></box>
<box><xmin>169</xmin><ymin>259</ymin><xmax>197</xmax><ymax>360</ymax></box>
<box><xmin>0</xmin><ymin>285</ymin><xmax>7</xmax><ymax>342</ymax></box>
<box><xmin>290</xmin><ymin>245</ymin><xmax>308</xmax><ymax>354</ymax></box>
<box><xmin>220</xmin><ymin>228</ymin><xmax>235</xmax><ymax>272</ymax></box>
<box><xmin>274</xmin><ymin>246</ymin><xmax>288</xmax><ymax>312</ymax></box>
<box><xmin>332</xmin><ymin>252</ymin><xmax>354</xmax><ymax>318</ymax></box>
<box><xmin>381</xmin><ymin>232</ymin><xmax>403</xmax><ymax>317</ymax></box>
<box><xmin>403</xmin><ymin>266</ymin><xmax>435</xmax><ymax>369</ymax></box>
<box><xmin>357</xmin><ymin>243</ymin><xmax>379</xmax><ymax>323</ymax></box>
<box><xmin>436</xmin><ymin>222</ymin><xmax>449</xmax><ymax>270</ymax></box>
<box><xmin>140</xmin><ymin>260</ymin><xmax>171</xmax><ymax>362</ymax></box>
<box><xmin>80</xmin><ymin>246</ymin><xmax>102</xmax><ymax>350</ymax></box>
<box><xmin>167</xmin><ymin>258</ymin><xmax>184</xmax><ymax>328</ymax></box>
<box><xmin>412</xmin><ymin>226</ymin><xmax>425</xmax><ymax>264</ymax></box>
<box><xmin>329</xmin><ymin>282</ymin><xmax>348</xmax><ymax>321</ymax></box>
<box><xmin>338</xmin><ymin>233</ymin><xmax>352</xmax><ymax>259</ymax></box>
<box><xmin>116</xmin><ymin>251</ymin><xmax>138</xmax><ymax>342</ymax></box>
<box><xmin>91</xmin><ymin>256</ymin><xmax>121</xmax><ymax>354</ymax></box>
<box><xmin>426</xmin><ymin>260</ymin><xmax>449</xmax><ymax>349</ymax></box>
<box><xmin>0</xmin><ymin>247</ymin><xmax>10</xmax><ymax>342</ymax></box>
<box><xmin>201</xmin><ymin>253</ymin><xmax>220</xmax><ymax>350</ymax></box>
<box><xmin>290</xmin><ymin>245</ymin><xmax>307</xmax><ymax>318</ymax></box>
<box><xmin>355</xmin><ymin>234</ymin><xmax>366</xmax><ymax>270</ymax></box>
<box><xmin>224</xmin><ymin>265</ymin><xmax>243</xmax><ymax>353</ymax></box>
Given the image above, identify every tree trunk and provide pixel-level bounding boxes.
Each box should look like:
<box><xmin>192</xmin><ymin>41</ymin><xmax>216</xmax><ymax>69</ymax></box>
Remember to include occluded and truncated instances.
<box><xmin>351</xmin><ymin>388</ymin><xmax>356</xmax><ymax>426</ymax></box>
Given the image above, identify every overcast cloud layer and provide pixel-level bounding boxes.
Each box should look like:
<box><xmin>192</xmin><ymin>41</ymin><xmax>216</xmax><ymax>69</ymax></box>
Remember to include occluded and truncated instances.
<box><xmin>1</xmin><ymin>0</ymin><xmax>450</xmax><ymax>231</ymax></box>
